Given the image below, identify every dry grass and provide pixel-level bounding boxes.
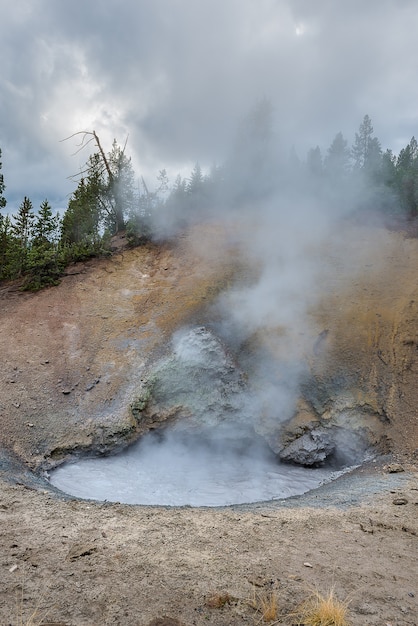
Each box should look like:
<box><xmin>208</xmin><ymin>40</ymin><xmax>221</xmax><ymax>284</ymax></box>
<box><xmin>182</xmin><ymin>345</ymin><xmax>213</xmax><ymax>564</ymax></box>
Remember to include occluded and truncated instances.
<box><xmin>258</xmin><ymin>592</ymin><xmax>279</xmax><ymax>622</ymax></box>
<box><xmin>293</xmin><ymin>587</ymin><xmax>351</xmax><ymax>626</ymax></box>
<box><xmin>14</xmin><ymin>577</ymin><xmax>63</xmax><ymax>626</ymax></box>
<box><xmin>247</xmin><ymin>588</ymin><xmax>279</xmax><ymax>623</ymax></box>
<box><xmin>15</xmin><ymin>599</ymin><xmax>52</xmax><ymax>626</ymax></box>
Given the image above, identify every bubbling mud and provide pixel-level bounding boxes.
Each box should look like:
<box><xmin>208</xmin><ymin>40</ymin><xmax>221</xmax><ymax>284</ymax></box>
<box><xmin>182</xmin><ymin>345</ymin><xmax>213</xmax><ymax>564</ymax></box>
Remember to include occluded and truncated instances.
<box><xmin>49</xmin><ymin>426</ymin><xmax>347</xmax><ymax>507</ymax></box>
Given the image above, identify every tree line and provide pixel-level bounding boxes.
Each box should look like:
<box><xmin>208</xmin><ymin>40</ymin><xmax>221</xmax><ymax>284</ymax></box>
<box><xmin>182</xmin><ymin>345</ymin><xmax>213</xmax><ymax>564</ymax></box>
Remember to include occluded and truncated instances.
<box><xmin>1</xmin><ymin>110</ymin><xmax>418</xmax><ymax>290</ymax></box>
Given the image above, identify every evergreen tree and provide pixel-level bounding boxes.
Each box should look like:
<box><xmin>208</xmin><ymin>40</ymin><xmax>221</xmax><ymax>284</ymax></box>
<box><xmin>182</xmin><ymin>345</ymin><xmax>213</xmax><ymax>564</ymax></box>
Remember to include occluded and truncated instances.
<box><xmin>61</xmin><ymin>176</ymin><xmax>101</xmax><ymax>249</ymax></box>
<box><xmin>381</xmin><ymin>149</ymin><xmax>397</xmax><ymax>186</ymax></box>
<box><xmin>324</xmin><ymin>132</ymin><xmax>351</xmax><ymax>178</ymax></box>
<box><xmin>156</xmin><ymin>169</ymin><xmax>169</xmax><ymax>195</ymax></box>
<box><xmin>187</xmin><ymin>163</ymin><xmax>204</xmax><ymax>195</ymax></box>
<box><xmin>0</xmin><ymin>214</ymin><xmax>13</xmax><ymax>280</ymax></box>
<box><xmin>12</xmin><ymin>196</ymin><xmax>35</xmax><ymax>276</ymax></box>
<box><xmin>351</xmin><ymin>114</ymin><xmax>382</xmax><ymax>174</ymax></box>
<box><xmin>165</xmin><ymin>174</ymin><xmax>188</xmax><ymax>213</ymax></box>
<box><xmin>24</xmin><ymin>200</ymin><xmax>63</xmax><ymax>291</ymax></box>
<box><xmin>306</xmin><ymin>146</ymin><xmax>323</xmax><ymax>178</ymax></box>
<box><xmin>104</xmin><ymin>139</ymin><xmax>136</xmax><ymax>233</ymax></box>
<box><xmin>64</xmin><ymin>132</ymin><xmax>137</xmax><ymax>235</ymax></box>
<box><xmin>125</xmin><ymin>176</ymin><xmax>157</xmax><ymax>246</ymax></box>
<box><xmin>171</xmin><ymin>174</ymin><xmax>187</xmax><ymax>200</ymax></box>
<box><xmin>32</xmin><ymin>199</ymin><xmax>60</xmax><ymax>247</ymax></box>
<box><xmin>0</xmin><ymin>148</ymin><xmax>6</xmax><ymax>211</ymax></box>
<box><xmin>395</xmin><ymin>137</ymin><xmax>418</xmax><ymax>217</ymax></box>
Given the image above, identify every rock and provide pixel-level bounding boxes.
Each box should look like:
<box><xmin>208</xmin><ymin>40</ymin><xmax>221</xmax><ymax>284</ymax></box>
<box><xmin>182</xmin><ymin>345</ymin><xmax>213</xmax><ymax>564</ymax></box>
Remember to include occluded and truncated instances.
<box><xmin>85</xmin><ymin>379</ymin><xmax>100</xmax><ymax>392</ymax></box>
<box><xmin>384</xmin><ymin>463</ymin><xmax>405</xmax><ymax>473</ymax></box>
<box><xmin>279</xmin><ymin>428</ymin><xmax>335</xmax><ymax>466</ymax></box>
<box><xmin>131</xmin><ymin>326</ymin><xmax>249</xmax><ymax>433</ymax></box>
<box><xmin>392</xmin><ymin>497</ymin><xmax>408</xmax><ymax>505</ymax></box>
<box><xmin>355</xmin><ymin>603</ymin><xmax>378</xmax><ymax>615</ymax></box>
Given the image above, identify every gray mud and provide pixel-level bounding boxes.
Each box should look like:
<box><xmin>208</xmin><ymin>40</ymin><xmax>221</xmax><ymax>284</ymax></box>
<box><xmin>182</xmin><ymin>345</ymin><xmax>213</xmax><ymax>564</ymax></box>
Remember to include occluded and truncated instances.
<box><xmin>0</xmin><ymin>445</ymin><xmax>411</xmax><ymax>510</ymax></box>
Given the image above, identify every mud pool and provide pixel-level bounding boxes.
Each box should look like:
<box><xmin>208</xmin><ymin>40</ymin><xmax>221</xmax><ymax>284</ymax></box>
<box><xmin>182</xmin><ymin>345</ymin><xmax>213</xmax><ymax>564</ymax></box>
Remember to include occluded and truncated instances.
<box><xmin>49</xmin><ymin>326</ymin><xmax>366</xmax><ymax>506</ymax></box>
<box><xmin>49</xmin><ymin>427</ymin><xmax>347</xmax><ymax>506</ymax></box>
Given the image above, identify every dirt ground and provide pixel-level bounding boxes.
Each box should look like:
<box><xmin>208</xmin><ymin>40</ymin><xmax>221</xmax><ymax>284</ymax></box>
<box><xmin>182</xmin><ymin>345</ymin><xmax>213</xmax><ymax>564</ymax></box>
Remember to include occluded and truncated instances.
<box><xmin>0</xmin><ymin>222</ymin><xmax>417</xmax><ymax>625</ymax></box>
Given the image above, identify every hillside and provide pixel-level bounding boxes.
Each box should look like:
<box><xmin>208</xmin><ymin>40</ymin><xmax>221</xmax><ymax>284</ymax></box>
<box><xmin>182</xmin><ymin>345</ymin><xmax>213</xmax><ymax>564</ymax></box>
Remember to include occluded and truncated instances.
<box><xmin>0</xmin><ymin>221</ymin><xmax>417</xmax><ymax>625</ymax></box>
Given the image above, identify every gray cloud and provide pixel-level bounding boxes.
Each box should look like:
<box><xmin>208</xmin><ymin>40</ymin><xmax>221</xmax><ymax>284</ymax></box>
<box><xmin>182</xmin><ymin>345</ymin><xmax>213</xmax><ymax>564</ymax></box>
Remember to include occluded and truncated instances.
<box><xmin>1</xmin><ymin>0</ymin><xmax>418</xmax><ymax>209</ymax></box>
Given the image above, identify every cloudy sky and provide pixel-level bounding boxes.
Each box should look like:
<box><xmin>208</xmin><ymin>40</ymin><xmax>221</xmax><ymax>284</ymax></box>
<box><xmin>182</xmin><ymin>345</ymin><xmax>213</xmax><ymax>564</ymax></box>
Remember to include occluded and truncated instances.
<box><xmin>1</xmin><ymin>0</ymin><xmax>418</xmax><ymax>212</ymax></box>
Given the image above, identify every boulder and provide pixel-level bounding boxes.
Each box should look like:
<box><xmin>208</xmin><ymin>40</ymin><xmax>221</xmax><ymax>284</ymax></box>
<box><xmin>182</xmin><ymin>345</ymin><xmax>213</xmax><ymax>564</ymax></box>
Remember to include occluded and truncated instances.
<box><xmin>279</xmin><ymin>428</ymin><xmax>335</xmax><ymax>466</ymax></box>
<box><xmin>131</xmin><ymin>326</ymin><xmax>250</xmax><ymax>433</ymax></box>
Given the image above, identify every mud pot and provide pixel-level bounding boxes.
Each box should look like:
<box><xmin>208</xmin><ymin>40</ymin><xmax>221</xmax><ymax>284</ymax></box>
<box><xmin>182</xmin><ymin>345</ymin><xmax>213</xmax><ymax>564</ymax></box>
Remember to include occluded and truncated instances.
<box><xmin>0</xmin><ymin>224</ymin><xmax>417</xmax><ymax>625</ymax></box>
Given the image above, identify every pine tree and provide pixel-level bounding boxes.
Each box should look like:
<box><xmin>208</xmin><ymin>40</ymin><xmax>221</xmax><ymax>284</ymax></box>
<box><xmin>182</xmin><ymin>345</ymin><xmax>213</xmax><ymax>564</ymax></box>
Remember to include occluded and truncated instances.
<box><xmin>11</xmin><ymin>196</ymin><xmax>35</xmax><ymax>276</ymax></box>
<box><xmin>61</xmin><ymin>177</ymin><xmax>101</xmax><ymax>249</ymax></box>
<box><xmin>156</xmin><ymin>169</ymin><xmax>169</xmax><ymax>195</ymax></box>
<box><xmin>64</xmin><ymin>131</ymin><xmax>137</xmax><ymax>235</ymax></box>
<box><xmin>0</xmin><ymin>148</ymin><xmax>6</xmax><ymax>211</ymax></box>
<box><xmin>32</xmin><ymin>199</ymin><xmax>60</xmax><ymax>247</ymax></box>
<box><xmin>381</xmin><ymin>149</ymin><xmax>397</xmax><ymax>186</ymax></box>
<box><xmin>324</xmin><ymin>132</ymin><xmax>350</xmax><ymax>178</ymax></box>
<box><xmin>351</xmin><ymin>114</ymin><xmax>382</xmax><ymax>173</ymax></box>
<box><xmin>395</xmin><ymin>137</ymin><xmax>418</xmax><ymax>217</ymax></box>
<box><xmin>0</xmin><ymin>214</ymin><xmax>13</xmax><ymax>280</ymax></box>
<box><xmin>105</xmin><ymin>139</ymin><xmax>136</xmax><ymax>233</ymax></box>
<box><xmin>0</xmin><ymin>147</ymin><xmax>8</xmax><ymax>278</ymax></box>
<box><xmin>171</xmin><ymin>174</ymin><xmax>187</xmax><ymax>199</ymax></box>
<box><xmin>22</xmin><ymin>199</ymin><xmax>63</xmax><ymax>291</ymax></box>
<box><xmin>187</xmin><ymin>163</ymin><xmax>204</xmax><ymax>195</ymax></box>
<box><xmin>165</xmin><ymin>174</ymin><xmax>187</xmax><ymax>212</ymax></box>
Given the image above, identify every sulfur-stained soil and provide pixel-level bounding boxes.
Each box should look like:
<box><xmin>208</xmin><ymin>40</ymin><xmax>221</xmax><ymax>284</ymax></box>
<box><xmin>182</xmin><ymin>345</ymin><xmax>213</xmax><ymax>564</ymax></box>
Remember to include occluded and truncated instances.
<box><xmin>0</xmin><ymin>221</ymin><xmax>417</xmax><ymax>625</ymax></box>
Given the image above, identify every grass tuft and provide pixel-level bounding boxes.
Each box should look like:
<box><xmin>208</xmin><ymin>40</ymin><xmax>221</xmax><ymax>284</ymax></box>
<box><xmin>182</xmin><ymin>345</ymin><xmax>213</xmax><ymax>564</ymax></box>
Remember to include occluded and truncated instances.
<box><xmin>14</xmin><ymin>576</ymin><xmax>62</xmax><ymax>626</ymax></box>
<box><xmin>294</xmin><ymin>587</ymin><xmax>351</xmax><ymax>626</ymax></box>
<box><xmin>258</xmin><ymin>591</ymin><xmax>279</xmax><ymax>622</ymax></box>
<box><xmin>247</xmin><ymin>588</ymin><xmax>279</xmax><ymax>623</ymax></box>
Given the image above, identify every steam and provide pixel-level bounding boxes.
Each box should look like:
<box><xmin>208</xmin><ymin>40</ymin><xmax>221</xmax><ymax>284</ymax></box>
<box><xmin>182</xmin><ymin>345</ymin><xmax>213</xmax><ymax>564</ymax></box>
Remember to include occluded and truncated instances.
<box><xmin>144</xmin><ymin>106</ymin><xmax>386</xmax><ymax>465</ymax></box>
<box><xmin>51</xmin><ymin>424</ymin><xmax>339</xmax><ymax>506</ymax></box>
<box><xmin>51</xmin><ymin>105</ymin><xmax>384</xmax><ymax>504</ymax></box>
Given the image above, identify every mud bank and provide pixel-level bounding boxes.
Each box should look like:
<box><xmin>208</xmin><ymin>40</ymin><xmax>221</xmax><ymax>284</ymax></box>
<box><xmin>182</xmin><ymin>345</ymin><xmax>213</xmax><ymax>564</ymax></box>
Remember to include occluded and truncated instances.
<box><xmin>0</xmin><ymin>460</ymin><xmax>417</xmax><ymax>626</ymax></box>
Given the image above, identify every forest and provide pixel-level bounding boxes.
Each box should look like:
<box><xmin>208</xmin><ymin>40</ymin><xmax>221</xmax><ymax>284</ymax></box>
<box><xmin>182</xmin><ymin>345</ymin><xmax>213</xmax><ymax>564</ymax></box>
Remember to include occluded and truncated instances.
<box><xmin>0</xmin><ymin>107</ymin><xmax>418</xmax><ymax>291</ymax></box>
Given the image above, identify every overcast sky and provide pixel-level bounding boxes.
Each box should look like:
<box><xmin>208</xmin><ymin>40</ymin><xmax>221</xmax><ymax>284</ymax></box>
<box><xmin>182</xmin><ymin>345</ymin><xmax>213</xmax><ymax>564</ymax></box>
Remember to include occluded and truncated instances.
<box><xmin>1</xmin><ymin>0</ymin><xmax>418</xmax><ymax>212</ymax></box>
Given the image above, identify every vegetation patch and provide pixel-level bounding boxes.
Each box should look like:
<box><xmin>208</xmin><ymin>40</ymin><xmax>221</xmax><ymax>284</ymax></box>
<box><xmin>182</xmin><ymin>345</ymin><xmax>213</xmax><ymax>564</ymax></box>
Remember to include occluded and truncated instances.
<box><xmin>293</xmin><ymin>587</ymin><xmax>351</xmax><ymax>626</ymax></box>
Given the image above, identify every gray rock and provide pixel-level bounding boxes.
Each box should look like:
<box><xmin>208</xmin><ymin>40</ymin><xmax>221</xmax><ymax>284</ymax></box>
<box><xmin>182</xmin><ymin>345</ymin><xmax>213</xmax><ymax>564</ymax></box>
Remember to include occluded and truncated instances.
<box><xmin>131</xmin><ymin>326</ymin><xmax>250</xmax><ymax>432</ymax></box>
<box><xmin>279</xmin><ymin>428</ymin><xmax>335</xmax><ymax>466</ymax></box>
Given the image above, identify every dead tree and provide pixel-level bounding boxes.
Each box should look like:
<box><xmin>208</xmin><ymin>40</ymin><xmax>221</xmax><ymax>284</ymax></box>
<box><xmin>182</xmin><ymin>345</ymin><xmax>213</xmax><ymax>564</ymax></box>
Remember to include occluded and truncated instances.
<box><xmin>61</xmin><ymin>130</ymin><xmax>128</xmax><ymax>234</ymax></box>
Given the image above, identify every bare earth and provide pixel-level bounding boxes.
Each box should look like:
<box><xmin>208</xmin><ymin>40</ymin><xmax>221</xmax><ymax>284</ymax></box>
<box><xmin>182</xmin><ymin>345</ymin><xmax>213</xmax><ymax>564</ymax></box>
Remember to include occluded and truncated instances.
<box><xmin>0</xmin><ymin>223</ymin><xmax>417</xmax><ymax>625</ymax></box>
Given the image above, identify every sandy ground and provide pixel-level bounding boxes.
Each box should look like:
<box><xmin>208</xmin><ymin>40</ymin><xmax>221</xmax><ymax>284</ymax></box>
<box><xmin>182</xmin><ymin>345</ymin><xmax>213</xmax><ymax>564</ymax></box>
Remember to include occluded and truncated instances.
<box><xmin>0</xmin><ymin>223</ymin><xmax>417</xmax><ymax>625</ymax></box>
<box><xmin>0</xmin><ymin>463</ymin><xmax>417</xmax><ymax>626</ymax></box>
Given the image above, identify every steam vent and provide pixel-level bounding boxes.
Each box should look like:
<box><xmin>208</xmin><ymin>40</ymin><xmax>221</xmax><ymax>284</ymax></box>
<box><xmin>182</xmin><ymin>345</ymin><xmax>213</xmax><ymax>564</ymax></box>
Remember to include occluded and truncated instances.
<box><xmin>1</xmin><ymin>223</ymin><xmax>417</xmax><ymax>507</ymax></box>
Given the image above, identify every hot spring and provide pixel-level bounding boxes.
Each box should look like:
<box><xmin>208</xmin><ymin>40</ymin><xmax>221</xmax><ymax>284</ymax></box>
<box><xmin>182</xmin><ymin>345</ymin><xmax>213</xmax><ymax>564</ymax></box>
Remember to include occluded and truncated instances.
<box><xmin>49</xmin><ymin>426</ymin><xmax>347</xmax><ymax>507</ymax></box>
<box><xmin>49</xmin><ymin>327</ymin><xmax>364</xmax><ymax>507</ymax></box>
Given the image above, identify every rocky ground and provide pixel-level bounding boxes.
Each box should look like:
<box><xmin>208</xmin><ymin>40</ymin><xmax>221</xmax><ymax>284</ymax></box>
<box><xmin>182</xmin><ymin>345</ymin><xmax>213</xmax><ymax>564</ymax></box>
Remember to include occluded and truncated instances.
<box><xmin>0</xmin><ymin>221</ymin><xmax>417</xmax><ymax>625</ymax></box>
